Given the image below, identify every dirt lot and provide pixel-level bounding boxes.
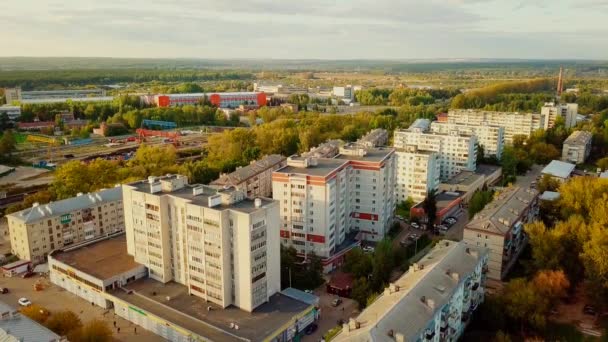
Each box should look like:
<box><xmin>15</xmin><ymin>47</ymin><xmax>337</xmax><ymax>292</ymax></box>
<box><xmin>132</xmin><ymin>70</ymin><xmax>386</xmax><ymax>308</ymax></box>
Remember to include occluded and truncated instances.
<box><xmin>0</xmin><ymin>274</ymin><xmax>165</xmax><ymax>342</ymax></box>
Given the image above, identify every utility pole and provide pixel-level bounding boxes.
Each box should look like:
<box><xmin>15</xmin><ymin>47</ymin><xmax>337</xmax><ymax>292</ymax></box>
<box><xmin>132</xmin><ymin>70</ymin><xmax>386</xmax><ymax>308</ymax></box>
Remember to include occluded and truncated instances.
<box><xmin>557</xmin><ymin>66</ymin><xmax>564</xmax><ymax>98</ymax></box>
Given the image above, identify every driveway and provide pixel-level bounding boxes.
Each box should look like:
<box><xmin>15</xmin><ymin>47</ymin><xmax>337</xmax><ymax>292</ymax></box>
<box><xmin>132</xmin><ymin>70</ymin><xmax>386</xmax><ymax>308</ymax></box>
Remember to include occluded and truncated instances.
<box><xmin>303</xmin><ymin>287</ymin><xmax>358</xmax><ymax>341</ymax></box>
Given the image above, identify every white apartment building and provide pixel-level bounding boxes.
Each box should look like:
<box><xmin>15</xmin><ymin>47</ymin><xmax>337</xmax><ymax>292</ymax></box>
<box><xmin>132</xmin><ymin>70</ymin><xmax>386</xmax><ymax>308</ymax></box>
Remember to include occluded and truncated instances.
<box><xmin>211</xmin><ymin>154</ymin><xmax>287</xmax><ymax>198</ymax></box>
<box><xmin>0</xmin><ymin>105</ymin><xmax>21</xmax><ymax>120</ymax></box>
<box><xmin>122</xmin><ymin>175</ymin><xmax>280</xmax><ymax>312</ymax></box>
<box><xmin>541</xmin><ymin>102</ymin><xmax>578</xmax><ymax>129</ymax></box>
<box><xmin>335</xmin><ymin>241</ymin><xmax>489</xmax><ymax>342</ymax></box>
<box><xmin>464</xmin><ymin>186</ymin><xmax>539</xmax><ymax>281</ymax></box>
<box><xmin>430</xmin><ymin>121</ymin><xmax>504</xmax><ymax>159</ymax></box>
<box><xmin>333</xmin><ymin>85</ymin><xmax>362</xmax><ymax>100</ymax></box>
<box><xmin>562</xmin><ymin>130</ymin><xmax>592</xmax><ymax>164</ymax></box>
<box><xmin>357</xmin><ymin>128</ymin><xmax>389</xmax><ymax>147</ymax></box>
<box><xmin>448</xmin><ymin>109</ymin><xmax>543</xmax><ymax>144</ymax></box>
<box><xmin>6</xmin><ymin>187</ymin><xmax>124</xmax><ymax>264</ymax></box>
<box><xmin>272</xmin><ymin>145</ymin><xmax>395</xmax><ymax>271</ymax></box>
<box><xmin>394</xmin><ymin>125</ymin><xmax>477</xmax><ymax>181</ymax></box>
<box><xmin>395</xmin><ymin>145</ymin><xmax>441</xmax><ymax>204</ymax></box>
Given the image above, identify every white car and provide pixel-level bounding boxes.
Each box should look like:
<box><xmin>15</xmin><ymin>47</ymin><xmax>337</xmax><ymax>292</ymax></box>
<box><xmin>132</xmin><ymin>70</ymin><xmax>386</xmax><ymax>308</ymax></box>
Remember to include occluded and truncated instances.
<box><xmin>411</xmin><ymin>222</ymin><xmax>420</xmax><ymax>229</ymax></box>
<box><xmin>362</xmin><ymin>246</ymin><xmax>375</xmax><ymax>253</ymax></box>
<box><xmin>18</xmin><ymin>298</ymin><xmax>32</xmax><ymax>307</ymax></box>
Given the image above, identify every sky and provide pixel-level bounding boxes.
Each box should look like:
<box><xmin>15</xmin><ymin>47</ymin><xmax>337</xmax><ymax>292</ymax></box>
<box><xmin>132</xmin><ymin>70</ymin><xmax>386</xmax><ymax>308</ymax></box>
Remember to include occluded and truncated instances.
<box><xmin>2</xmin><ymin>0</ymin><xmax>608</xmax><ymax>60</ymax></box>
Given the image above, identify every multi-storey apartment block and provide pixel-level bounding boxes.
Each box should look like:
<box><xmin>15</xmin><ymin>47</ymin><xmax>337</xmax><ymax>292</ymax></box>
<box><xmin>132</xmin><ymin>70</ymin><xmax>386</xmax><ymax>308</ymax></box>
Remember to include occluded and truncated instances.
<box><xmin>122</xmin><ymin>175</ymin><xmax>280</xmax><ymax>312</ymax></box>
<box><xmin>302</xmin><ymin>139</ymin><xmax>342</xmax><ymax>158</ymax></box>
<box><xmin>356</xmin><ymin>128</ymin><xmax>389</xmax><ymax>147</ymax></box>
<box><xmin>394</xmin><ymin>145</ymin><xmax>441</xmax><ymax>203</ymax></box>
<box><xmin>211</xmin><ymin>154</ymin><xmax>287</xmax><ymax>198</ymax></box>
<box><xmin>272</xmin><ymin>145</ymin><xmax>395</xmax><ymax>271</ymax></box>
<box><xmin>430</xmin><ymin>121</ymin><xmax>505</xmax><ymax>159</ymax></box>
<box><xmin>6</xmin><ymin>188</ymin><xmax>124</xmax><ymax>264</ymax></box>
<box><xmin>335</xmin><ymin>240</ymin><xmax>489</xmax><ymax>342</ymax></box>
<box><xmin>448</xmin><ymin>109</ymin><xmax>543</xmax><ymax>144</ymax></box>
<box><xmin>394</xmin><ymin>122</ymin><xmax>477</xmax><ymax>181</ymax></box>
<box><xmin>541</xmin><ymin>102</ymin><xmax>578</xmax><ymax>129</ymax></box>
<box><xmin>464</xmin><ymin>186</ymin><xmax>539</xmax><ymax>281</ymax></box>
<box><xmin>562</xmin><ymin>130</ymin><xmax>592</xmax><ymax>164</ymax></box>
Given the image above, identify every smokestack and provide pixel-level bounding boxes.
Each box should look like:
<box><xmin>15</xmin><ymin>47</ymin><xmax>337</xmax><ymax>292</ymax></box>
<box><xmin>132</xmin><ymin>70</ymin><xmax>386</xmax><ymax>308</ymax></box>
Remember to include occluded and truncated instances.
<box><xmin>557</xmin><ymin>66</ymin><xmax>564</xmax><ymax>97</ymax></box>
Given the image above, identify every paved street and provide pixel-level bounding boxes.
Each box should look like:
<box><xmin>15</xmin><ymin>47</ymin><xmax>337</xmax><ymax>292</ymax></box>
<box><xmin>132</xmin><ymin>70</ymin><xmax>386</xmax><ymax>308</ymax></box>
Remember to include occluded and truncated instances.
<box><xmin>303</xmin><ymin>287</ymin><xmax>358</xmax><ymax>342</ymax></box>
<box><xmin>0</xmin><ymin>275</ymin><xmax>165</xmax><ymax>342</ymax></box>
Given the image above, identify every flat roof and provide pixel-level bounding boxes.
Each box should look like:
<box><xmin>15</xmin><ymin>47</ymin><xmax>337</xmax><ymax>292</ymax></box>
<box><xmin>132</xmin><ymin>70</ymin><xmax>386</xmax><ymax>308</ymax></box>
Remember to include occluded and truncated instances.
<box><xmin>564</xmin><ymin>130</ymin><xmax>592</xmax><ymax>146</ymax></box>
<box><xmin>275</xmin><ymin>158</ymin><xmax>347</xmax><ymax>177</ymax></box>
<box><xmin>335</xmin><ymin>241</ymin><xmax>488</xmax><ymax>342</ymax></box>
<box><xmin>442</xmin><ymin>171</ymin><xmax>483</xmax><ymax>187</ymax></box>
<box><xmin>540</xmin><ymin>191</ymin><xmax>561</xmax><ymax>201</ymax></box>
<box><xmin>0</xmin><ymin>301</ymin><xmax>62</xmax><ymax>342</ymax></box>
<box><xmin>21</xmin><ymin>96</ymin><xmax>114</xmax><ymax>104</ymax></box>
<box><xmin>7</xmin><ymin>187</ymin><xmax>122</xmax><ymax>224</ymax></box>
<box><xmin>211</xmin><ymin>154</ymin><xmax>286</xmax><ymax>186</ymax></box>
<box><xmin>112</xmin><ymin>278</ymin><xmax>312</xmax><ymax>342</ymax></box>
<box><xmin>542</xmin><ymin>160</ymin><xmax>576</xmax><ymax>179</ymax></box>
<box><xmin>50</xmin><ymin>234</ymin><xmax>142</xmax><ymax>280</ymax></box>
<box><xmin>129</xmin><ymin>176</ymin><xmax>275</xmax><ymax>213</ymax></box>
<box><xmin>475</xmin><ymin>164</ymin><xmax>502</xmax><ymax>177</ymax></box>
<box><xmin>335</xmin><ymin>146</ymin><xmax>394</xmax><ymax>163</ymax></box>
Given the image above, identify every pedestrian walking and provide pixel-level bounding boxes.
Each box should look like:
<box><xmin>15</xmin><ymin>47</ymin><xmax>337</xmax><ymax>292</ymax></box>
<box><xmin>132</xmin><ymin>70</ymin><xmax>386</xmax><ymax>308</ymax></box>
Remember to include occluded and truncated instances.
<box><xmin>117</xmin><ymin>327</ymin><xmax>121</xmax><ymax>333</ymax></box>
<box><xmin>113</xmin><ymin>321</ymin><xmax>116</xmax><ymax>327</ymax></box>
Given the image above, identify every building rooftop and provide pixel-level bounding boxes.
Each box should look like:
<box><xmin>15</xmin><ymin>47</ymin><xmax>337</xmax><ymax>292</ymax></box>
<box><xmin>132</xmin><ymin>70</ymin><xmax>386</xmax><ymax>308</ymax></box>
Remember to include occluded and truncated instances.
<box><xmin>211</xmin><ymin>154</ymin><xmax>286</xmax><ymax>186</ymax></box>
<box><xmin>50</xmin><ymin>234</ymin><xmax>142</xmax><ymax>280</ymax></box>
<box><xmin>475</xmin><ymin>164</ymin><xmax>502</xmax><ymax>178</ymax></box>
<box><xmin>0</xmin><ymin>301</ymin><xmax>62</xmax><ymax>342</ymax></box>
<box><xmin>111</xmin><ymin>278</ymin><xmax>313</xmax><ymax>342</ymax></box>
<box><xmin>540</xmin><ymin>191</ymin><xmax>561</xmax><ymax>201</ymax></box>
<box><xmin>275</xmin><ymin>157</ymin><xmax>348</xmax><ymax>177</ymax></box>
<box><xmin>128</xmin><ymin>175</ymin><xmax>275</xmax><ymax>213</ymax></box>
<box><xmin>442</xmin><ymin>171</ymin><xmax>483</xmax><ymax>187</ymax></box>
<box><xmin>21</xmin><ymin>96</ymin><xmax>114</xmax><ymax>104</ymax></box>
<box><xmin>542</xmin><ymin>160</ymin><xmax>576</xmax><ymax>179</ymax></box>
<box><xmin>161</xmin><ymin>92</ymin><xmax>262</xmax><ymax>97</ymax></box>
<box><xmin>335</xmin><ymin>241</ymin><xmax>488</xmax><ymax>342</ymax></box>
<box><xmin>563</xmin><ymin>130</ymin><xmax>592</xmax><ymax>146</ymax></box>
<box><xmin>335</xmin><ymin>145</ymin><xmax>395</xmax><ymax>163</ymax></box>
<box><xmin>302</xmin><ymin>139</ymin><xmax>342</xmax><ymax>158</ymax></box>
<box><xmin>357</xmin><ymin>129</ymin><xmax>388</xmax><ymax>147</ymax></box>
<box><xmin>7</xmin><ymin>187</ymin><xmax>122</xmax><ymax>224</ymax></box>
<box><xmin>408</xmin><ymin>118</ymin><xmax>431</xmax><ymax>131</ymax></box>
<box><xmin>600</xmin><ymin>171</ymin><xmax>608</xmax><ymax>179</ymax></box>
<box><xmin>466</xmin><ymin>186</ymin><xmax>538</xmax><ymax>236</ymax></box>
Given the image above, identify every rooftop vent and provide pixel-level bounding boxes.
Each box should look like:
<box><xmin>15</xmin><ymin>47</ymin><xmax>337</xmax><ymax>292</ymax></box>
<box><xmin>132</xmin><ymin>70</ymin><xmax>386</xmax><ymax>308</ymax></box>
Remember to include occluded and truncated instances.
<box><xmin>254</xmin><ymin>198</ymin><xmax>262</xmax><ymax>208</ymax></box>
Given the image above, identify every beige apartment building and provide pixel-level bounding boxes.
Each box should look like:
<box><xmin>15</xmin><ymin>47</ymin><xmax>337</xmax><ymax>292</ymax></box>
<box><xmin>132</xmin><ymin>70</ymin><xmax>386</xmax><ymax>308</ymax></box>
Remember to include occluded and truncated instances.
<box><xmin>562</xmin><ymin>130</ymin><xmax>592</xmax><ymax>164</ymax></box>
<box><xmin>463</xmin><ymin>186</ymin><xmax>539</xmax><ymax>281</ymax></box>
<box><xmin>211</xmin><ymin>154</ymin><xmax>287</xmax><ymax>198</ymax></box>
<box><xmin>357</xmin><ymin>128</ymin><xmax>389</xmax><ymax>147</ymax></box>
<box><xmin>394</xmin><ymin>145</ymin><xmax>441</xmax><ymax>203</ymax></box>
<box><xmin>541</xmin><ymin>102</ymin><xmax>578</xmax><ymax>129</ymax></box>
<box><xmin>6</xmin><ymin>188</ymin><xmax>124</xmax><ymax>264</ymax></box>
<box><xmin>448</xmin><ymin>109</ymin><xmax>543</xmax><ymax>144</ymax></box>
<box><xmin>122</xmin><ymin>175</ymin><xmax>280</xmax><ymax>312</ymax></box>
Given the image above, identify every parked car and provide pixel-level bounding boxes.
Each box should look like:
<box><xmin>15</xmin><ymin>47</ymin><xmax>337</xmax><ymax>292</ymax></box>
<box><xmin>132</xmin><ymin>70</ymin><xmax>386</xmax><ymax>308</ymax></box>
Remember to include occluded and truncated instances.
<box><xmin>362</xmin><ymin>246</ymin><xmax>375</xmax><ymax>253</ymax></box>
<box><xmin>408</xmin><ymin>233</ymin><xmax>419</xmax><ymax>241</ymax></box>
<box><xmin>583</xmin><ymin>305</ymin><xmax>597</xmax><ymax>316</ymax></box>
<box><xmin>411</xmin><ymin>222</ymin><xmax>420</xmax><ymax>229</ymax></box>
<box><xmin>0</xmin><ymin>288</ymin><xmax>8</xmax><ymax>294</ymax></box>
<box><xmin>21</xmin><ymin>271</ymin><xmax>35</xmax><ymax>278</ymax></box>
<box><xmin>304</xmin><ymin>289</ymin><xmax>313</xmax><ymax>294</ymax></box>
<box><xmin>395</xmin><ymin>215</ymin><xmax>404</xmax><ymax>221</ymax></box>
<box><xmin>18</xmin><ymin>298</ymin><xmax>32</xmax><ymax>307</ymax></box>
<box><xmin>331</xmin><ymin>298</ymin><xmax>342</xmax><ymax>307</ymax></box>
<box><xmin>305</xmin><ymin>323</ymin><xmax>318</xmax><ymax>335</ymax></box>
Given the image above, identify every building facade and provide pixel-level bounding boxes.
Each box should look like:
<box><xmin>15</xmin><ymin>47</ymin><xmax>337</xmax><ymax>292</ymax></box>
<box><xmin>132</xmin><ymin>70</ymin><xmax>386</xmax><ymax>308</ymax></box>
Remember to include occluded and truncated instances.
<box><xmin>149</xmin><ymin>92</ymin><xmax>267</xmax><ymax>108</ymax></box>
<box><xmin>448</xmin><ymin>109</ymin><xmax>543</xmax><ymax>145</ymax></box>
<box><xmin>463</xmin><ymin>186</ymin><xmax>539</xmax><ymax>281</ymax></box>
<box><xmin>562</xmin><ymin>130</ymin><xmax>592</xmax><ymax>164</ymax></box>
<box><xmin>335</xmin><ymin>241</ymin><xmax>488</xmax><ymax>342</ymax></box>
<box><xmin>272</xmin><ymin>145</ymin><xmax>395</xmax><ymax>270</ymax></box>
<box><xmin>0</xmin><ymin>105</ymin><xmax>21</xmax><ymax>120</ymax></box>
<box><xmin>211</xmin><ymin>154</ymin><xmax>287</xmax><ymax>198</ymax></box>
<box><xmin>122</xmin><ymin>175</ymin><xmax>280</xmax><ymax>312</ymax></box>
<box><xmin>357</xmin><ymin>128</ymin><xmax>389</xmax><ymax>147</ymax></box>
<box><xmin>395</xmin><ymin>146</ymin><xmax>441</xmax><ymax>204</ymax></box>
<box><xmin>541</xmin><ymin>102</ymin><xmax>578</xmax><ymax>129</ymax></box>
<box><xmin>6</xmin><ymin>187</ymin><xmax>124</xmax><ymax>264</ymax></box>
<box><xmin>394</xmin><ymin>126</ymin><xmax>477</xmax><ymax>181</ymax></box>
<box><xmin>430</xmin><ymin>121</ymin><xmax>505</xmax><ymax>159</ymax></box>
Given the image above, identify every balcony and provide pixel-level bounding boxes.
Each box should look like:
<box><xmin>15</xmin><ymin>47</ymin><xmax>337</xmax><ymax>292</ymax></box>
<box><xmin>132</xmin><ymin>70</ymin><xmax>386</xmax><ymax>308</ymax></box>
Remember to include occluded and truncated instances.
<box><xmin>425</xmin><ymin>329</ymin><xmax>436</xmax><ymax>340</ymax></box>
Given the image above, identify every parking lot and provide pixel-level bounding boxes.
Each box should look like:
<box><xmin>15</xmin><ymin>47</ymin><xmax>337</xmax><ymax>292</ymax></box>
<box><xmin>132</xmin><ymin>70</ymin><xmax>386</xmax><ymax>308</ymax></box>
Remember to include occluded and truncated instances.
<box><xmin>303</xmin><ymin>286</ymin><xmax>358</xmax><ymax>341</ymax></box>
<box><xmin>0</xmin><ymin>274</ymin><xmax>164</xmax><ymax>342</ymax></box>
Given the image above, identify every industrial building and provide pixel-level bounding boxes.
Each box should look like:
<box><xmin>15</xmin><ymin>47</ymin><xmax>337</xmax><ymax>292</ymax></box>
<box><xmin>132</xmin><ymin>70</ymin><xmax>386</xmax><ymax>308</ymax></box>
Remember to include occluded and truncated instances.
<box><xmin>6</xmin><ymin>187</ymin><xmax>124</xmax><ymax>264</ymax></box>
<box><xmin>541</xmin><ymin>102</ymin><xmax>578</xmax><ymax>129</ymax></box>
<box><xmin>334</xmin><ymin>241</ymin><xmax>488</xmax><ymax>342</ymax></box>
<box><xmin>272</xmin><ymin>143</ymin><xmax>396</xmax><ymax>271</ymax></box>
<box><xmin>4</xmin><ymin>87</ymin><xmax>106</xmax><ymax>102</ymax></box>
<box><xmin>145</xmin><ymin>92</ymin><xmax>267</xmax><ymax>109</ymax></box>
<box><xmin>0</xmin><ymin>301</ymin><xmax>64</xmax><ymax>342</ymax></box>
<box><xmin>447</xmin><ymin>109</ymin><xmax>543</xmax><ymax>144</ymax></box>
<box><xmin>122</xmin><ymin>175</ymin><xmax>280</xmax><ymax>312</ymax></box>
<box><xmin>541</xmin><ymin>160</ymin><xmax>576</xmax><ymax>182</ymax></box>
<box><xmin>430</xmin><ymin>121</ymin><xmax>504</xmax><ymax>159</ymax></box>
<box><xmin>464</xmin><ymin>186</ymin><xmax>539</xmax><ymax>281</ymax></box>
<box><xmin>211</xmin><ymin>154</ymin><xmax>287</xmax><ymax>198</ymax></box>
<box><xmin>562</xmin><ymin>130</ymin><xmax>592</xmax><ymax>164</ymax></box>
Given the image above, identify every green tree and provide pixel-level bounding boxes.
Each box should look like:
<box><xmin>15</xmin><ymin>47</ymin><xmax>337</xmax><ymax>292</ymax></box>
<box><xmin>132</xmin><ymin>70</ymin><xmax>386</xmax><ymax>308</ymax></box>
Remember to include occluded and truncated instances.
<box><xmin>45</xmin><ymin>310</ymin><xmax>83</xmax><ymax>336</ymax></box>
<box><xmin>597</xmin><ymin>157</ymin><xmax>608</xmax><ymax>171</ymax></box>
<box><xmin>351</xmin><ymin>277</ymin><xmax>371</xmax><ymax>309</ymax></box>
<box><xmin>502</xmin><ymin>278</ymin><xmax>548</xmax><ymax>333</ymax></box>
<box><xmin>343</xmin><ymin>249</ymin><xmax>373</xmax><ymax>279</ymax></box>
<box><xmin>68</xmin><ymin>319</ymin><xmax>113</xmax><ymax>342</ymax></box>
<box><xmin>537</xmin><ymin>174</ymin><xmax>560</xmax><ymax>193</ymax></box>
<box><xmin>0</xmin><ymin>129</ymin><xmax>17</xmax><ymax>159</ymax></box>
<box><xmin>468</xmin><ymin>190</ymin><xmax>494</xmax><ymax>219</ymax></box>
<box><xmin>422</xmin><ymin>191</ymin><xmax>437</xmax><ymax>225</ymax></box>
<box><xmin>370</xmin><ymin>239</ymin><xmax>394</xmax><ymax>291</ymax></box>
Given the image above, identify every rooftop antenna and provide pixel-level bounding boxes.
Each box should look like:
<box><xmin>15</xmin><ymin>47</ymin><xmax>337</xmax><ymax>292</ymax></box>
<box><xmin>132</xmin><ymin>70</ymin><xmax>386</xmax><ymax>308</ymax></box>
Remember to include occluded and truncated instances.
<box><xmin>557</xmin><ymin>66</ymin><xmax>564</xmax><ymax>98</ymax></box>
